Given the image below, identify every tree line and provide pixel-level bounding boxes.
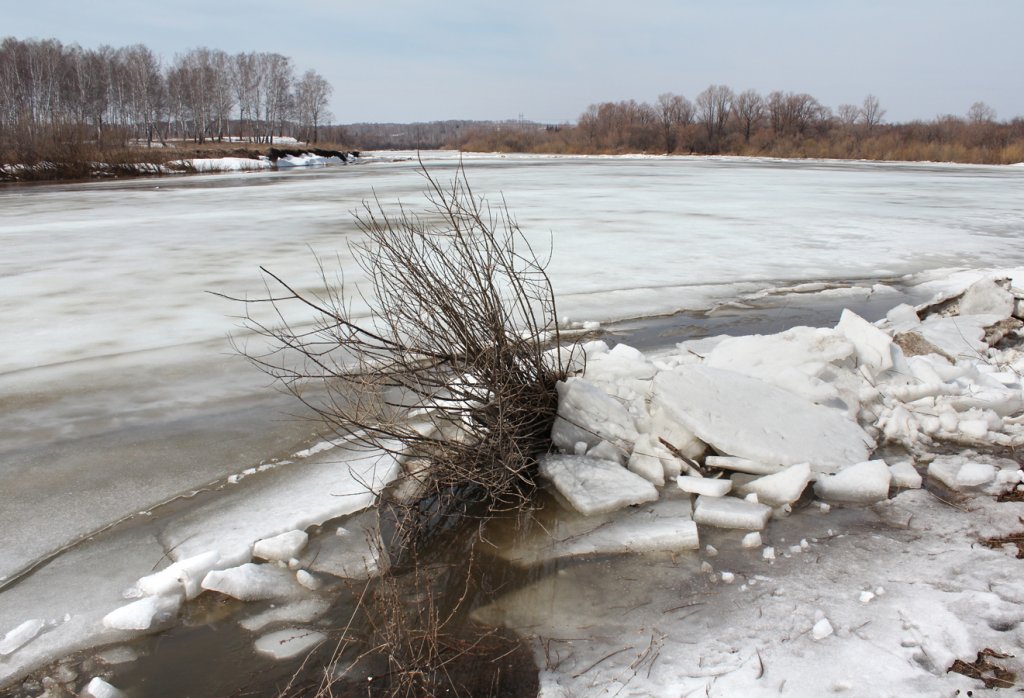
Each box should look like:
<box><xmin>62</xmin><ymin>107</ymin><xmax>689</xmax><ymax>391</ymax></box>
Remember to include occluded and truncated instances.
<box><xmin>454</xmin><ymin>86</ymin><xmax>1024</xmax><ymax>165</ymax></box>
<box><xmin>0</xmin><ymin>37</ymin><xmax>334</xmax><ymax>163</ymax></box>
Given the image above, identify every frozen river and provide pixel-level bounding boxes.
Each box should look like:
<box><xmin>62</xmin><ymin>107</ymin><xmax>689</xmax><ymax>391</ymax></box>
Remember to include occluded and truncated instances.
<box><xmin>1</xmin><ymin>153</ymin><xmax>1023</xmax><ymax>687</ymax></box>
<box><xmin>2</xmin><ymin>153</ymin><xmax>1024</xmax><ymax>580</ymax></box>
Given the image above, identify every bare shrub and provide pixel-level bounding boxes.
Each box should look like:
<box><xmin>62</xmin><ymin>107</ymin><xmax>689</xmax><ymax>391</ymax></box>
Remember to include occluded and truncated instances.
<box><xmin>231</xmin><ymin>162</ymin><xmax>572</xmax><ymax>551</ymax></box>
<box><xmin>228</xmin><ymin>162</ymin><xmax>569</xmax><ymax>697</ymax></box>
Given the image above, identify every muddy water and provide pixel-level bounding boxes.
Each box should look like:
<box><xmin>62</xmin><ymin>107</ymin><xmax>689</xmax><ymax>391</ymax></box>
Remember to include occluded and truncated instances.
<box><xmin>600</xmin><ymin>277</ymin><xmax>938</xmax><ymax>352</ymax></box>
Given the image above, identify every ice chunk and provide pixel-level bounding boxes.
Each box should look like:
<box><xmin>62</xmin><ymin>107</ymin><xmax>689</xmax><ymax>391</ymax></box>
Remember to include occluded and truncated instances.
<box><xmin>162</xmin><ymin>450</ymin><xmax>400</xmax><ymax>569</ymax></box>
<box><xmin>813</xmin><ymin>460</ymin><xmax>891</xmax><ymax>504</ymax></box>
<box><xmin>646</xmin><ymin>405</ymin><xmax>706</xmax><ymax>461</ymax></box>
<box><xmin>0</xmin><ymin>618</ymin><xmax>44</xmax><ymax>656</ymax></box>
<box><xmin>253</xmin><ymin>530</ymin><xmax>309</xmax><ymax>562</ymax></box>
<box><xmin>917</xmin><ymin>315</ymin><xmax>999</xmax><ymax>358</ymax></box>
<box><xmin>500</xmin><ymin>497</ymin><xmax>697</xmax><ymax>565</ymax></box>
<box><xmin>955</xmin><ymin>462</ymin><xmax>996</xmax><ymax>488</ymax></box>
<box><xmin>736</xmin><ymin>463</ymin><xmax>811</xmax><ymax>507</ymax></box>
<box><xmin>888</xmin><ymin>461</ymin><xmax>923</xmax><ymax>489</ymax></box>
<box><xmin>705</xmin><ymin>456</ymin><xmax>783</xmax><ymax>475</ymax></box>
<box><xmin>307</xmin><ymin>514</ymin><xmax>389</xmax><ymax>581</ymax></box>
<box><xmin>741</xmin><ymin>532</ymin><xmax>762</xmax><ymax>548</ymax></box>
<box><xmin>85</xmin><ymin>677</ymin><xmax>126</xmax><ymax>698</ymax></box>
<box><xmin>812</xmin><ymin>618</ymin><xmax>834</xmax><ymax>640</ymax></box>
<box><xmin>703</xmin><ymin>326</ymin><xmax>854</xmax><ymax>405</ymax></box>
<box><xmin>202</xmin><ymin>563</ymin><xmax>307</xmax><ymax>601</ymax></box>
<box><xmin>885</xmin><ymin>303</ymin><xmax>920</xmax><ymax>329</ymax></box>
<box><xmin>102</xmin><ymin>594</ymin><xmax>181</xmax><ymax>631</ymax></box>
<box><xmin>959</xmin><ymin>277</ymin><xmax>1015</xmax><ymax>318</ymax></box>
<box><xmin>957</xmin><ymin>419</ymin><xmax>989</xmax><ymax>440</ymax></box>
<box><xmin>626</xmin><ymin>434</ymin><xmax>666</xmax><ymax>486</ymax></box>
<box><xmin>928</xmin><ymin>457</ymin><xmax>986</xmax><ymax>491</ymax></box>
<box><xmin>586</xmin><ymin>343</ymin><xmax>658</xmax><ymax>382</ymax></box>
<box><xmin>239</xmin><ymin>598</ymin><xmax>330</xmax><ymax>632</ymax></box>
<box><xmin>693</xmin><ymin>495</ymin><xmax>772</xmax><ymax>530</ymax></box>
<box><xmin>253</xmin><ymin>628</ymin><xmax>326</xmax><ymax>660</ymax></box>
<box><xmin>295</xmin><ymin>570</ymin><xmax>321</xmax><ymax>591</ymax></box>
<box><xmin>676</xmin><ymin>475</ymin><xmax>732</xmax><ymax>497</ymax></box>
<box><xmin>654</xmin><ymin>367</ymin><xmax>872</xmax><ymax>470</ymax></box>
<box><xmin>551</xmin><ymin>378</ymin><xmax>638</xmax><ymax>457</ymax></box>
<box><xmin>837</xmin><ymin>309</ymin><xmax>894</xmax><ymax>373</ymax></box>
<box><xmin>137</xmin><ymin>550</ymin><xmax>221</xmax><ymax>600</ymax></box>
<box><xmin>539</xmin><ymin>454</ymin><xmax>658</xmax><ymax>516</ymax></box>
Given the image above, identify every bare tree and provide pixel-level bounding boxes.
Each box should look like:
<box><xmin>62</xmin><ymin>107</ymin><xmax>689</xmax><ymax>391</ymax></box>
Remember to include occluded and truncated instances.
<box><xmin>294</xmin><ymin>69</ymin><xmax>333</xmax><ymax>142</ymax></box>
<box><xmin>695</xmin><ymin>84</ymin><xmax>733</xmax><ymax>150</ymax></box>
<box><xmin>260</xmin><ymin>53</ymin><xmax>293</xmax><ymax>142</ymax></box>
<box><xmin>228</xmin><ymin>164</ymin><xmax>572</xmax><ymax>550</ymax></box>
<box><xmin>231</xmin><ymin>52</ymin><xmax>258</xmax><ymax>140</ymax></box>
<box><xmin>968</xmin><ymin>101</ymin><xmax>996</xmax><ymax>123</ymax></box>
<box><xmin>767</xmin><ymin>90</ymin><xmax>827</xmax><ymax>137</ymax></box>
<box><xmin>656</xmin><ymin>92</ymin><xmax>692</xmax><ymax>153</ymax></box>
<box><xmin>732</xmin><ymin>89</ymin><xmax>764</xmax><ymax>143</ymax></box>
<box><xmin>837</xmin><ymin>103</ymin><xmax>860</xmax><ymax>127</ymax></box>
<box><xmin>860</xmin><ymin>94</ymin><xmax>886</xmax><ymax>129</ymax></box>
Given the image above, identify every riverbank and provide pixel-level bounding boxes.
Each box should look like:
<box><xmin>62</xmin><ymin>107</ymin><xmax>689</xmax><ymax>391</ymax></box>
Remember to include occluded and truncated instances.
<box><xmin>0</xmin><ymin>142</ymin><xmax>357</xmax><ymax>183</ymax></box>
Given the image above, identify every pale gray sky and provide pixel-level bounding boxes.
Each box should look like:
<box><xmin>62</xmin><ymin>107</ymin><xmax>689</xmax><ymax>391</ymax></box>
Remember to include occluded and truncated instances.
<box><xmin>5</xmin><ymin>0</ymin><xmax>1022</xmax><ymax>124</ymax></box>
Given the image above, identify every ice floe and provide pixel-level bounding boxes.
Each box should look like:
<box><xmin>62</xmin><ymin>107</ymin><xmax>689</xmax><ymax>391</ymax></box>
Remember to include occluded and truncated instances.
<box><xmin>201</xmin><ymin>563</ymin><xmax>308</xmax><ymax>602</ymax></box>
<box><xmin>0</xmin><ymin>619</ymin><xmax>44</xmax><ymax>656</ymax></box>
<box><xmin>253</xmin><ymin>627</ymin><xmax>326</xmax><ymax>660</ymax></box>
<box><xmin>538</xmin><ymin>454</ymin><xmax>658</xmax><ymax>515</ymax></box>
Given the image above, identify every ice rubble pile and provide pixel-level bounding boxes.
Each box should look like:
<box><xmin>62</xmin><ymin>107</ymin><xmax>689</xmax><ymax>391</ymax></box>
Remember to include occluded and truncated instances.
<box><xmin>540</xmin><ymin>276</ymin><xmax>1024</xmax><ymax>547</ymax></box>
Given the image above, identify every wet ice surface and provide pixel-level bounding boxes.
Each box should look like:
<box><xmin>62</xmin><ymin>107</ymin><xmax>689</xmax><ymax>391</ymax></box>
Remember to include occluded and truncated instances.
<box><xmin>476</xmin><ymin>493</ymin><xmax>1024</xmax><ymax>697</ymax></box>
<box><xmin>2</xmin><ymin>153</ymin><xmax>1024</xmax><ymax>692</ymax></box>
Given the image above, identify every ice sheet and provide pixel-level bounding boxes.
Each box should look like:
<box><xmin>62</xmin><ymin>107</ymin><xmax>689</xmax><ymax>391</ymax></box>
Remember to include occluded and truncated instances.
<box><xmin>653</xmin><ymin>366</ymin><xmax>873</xmax><ymax>470</ymax></box>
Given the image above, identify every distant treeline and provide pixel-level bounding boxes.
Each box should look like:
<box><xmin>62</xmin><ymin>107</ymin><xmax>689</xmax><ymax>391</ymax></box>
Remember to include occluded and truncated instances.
<box><xmin>451</xmin><ymin>88</ymin><xmax>1024</xmax><ymax>165</ymax></box>
<box><xmin>0</xmin><ymin>36</ymin><xmax>335</xmax><ymax>167</ymax></box>
<box><xmin>5</xmin><ymin>34</ymin><xmax>1022</xmax><ymax>174</ymax></box>
<box><xmin>332</xmin><ymin>120</ymin><xmax>531</xmax><ymax>151</ymax></box>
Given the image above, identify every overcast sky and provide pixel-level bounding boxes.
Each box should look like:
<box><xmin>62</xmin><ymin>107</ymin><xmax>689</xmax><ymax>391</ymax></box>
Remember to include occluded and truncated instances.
<box><xmin>6</xmin><ymin>0</ymin><xmax>1023</xmax><ymax>124</ymax></box>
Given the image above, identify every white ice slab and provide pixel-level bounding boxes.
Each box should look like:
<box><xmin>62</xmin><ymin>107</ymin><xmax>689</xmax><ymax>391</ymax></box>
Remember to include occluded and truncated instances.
<box><xmin>693</xmin><ymin>495</ymin><xmax>772</xmax><ymax>530</ymax></box>
<box><xmin>837</xmin><ymin>309</ymin><xmax>895</xmax><ymax>374</ymax></box>
<box><xmin>813</xmin><ymin>460</ymin><xmax>891</xmax><ymax>504</ymax></box>
<box><xmin>161</xmin><ymin>450</ymin><xmax>400</xmax><ymax>567</ymax></box>
<box><xmin>102</xmin><ymin>594</ymin><xmax>181</xmax><ymax>632</ymax></box>
<box><xmin>916</xmin><ymin>315</ymin><xmax>1001</xmax><ymax>358</ymax></box>
<box><xmin>85</xmin><ymin>677</ymin><xmax>126</xmax><ymax>698</ymax></box>
<box><xmin>307</xmin><ymin>524</ymin><xmax>388</xmax><ymax>581</ymax></box>
<box><xmin>626</xmin><ymin>434</ymin><xmax>667</xmax><ymax>486</ymax></box>
<box><xmin>253</xmin><ymin>530</ymin><xmax>309</xmax><ymax>562</ymax></box>
<box><xmin>239</xmin><ymin>598</ymin><xmax>330</xmax><ymax>632</ymax></box>
<box><xmin>704</xmin><ymin>326</ymin><xmax>854</xmax><ymax>407</ymax></box>
<box><xmin>253</xmin><ymin>627</ymin><xmax>326</xmax><ymax>660</ymax></box>
<box><xmin>653</xmin><ymin>366</ymin><xmax>873</xmax><ymax>470</ymax></box>
<box><xmin>736</xmin><ymin>463</ymin><xmax>812</xmax><ymax>507</ymax></box>
<box><xmin>0</xmin><ymin>618</ymin><xmax>44</xmax><ymax>656</ymax></box>
<box><xmin>136</xmin><ymin>550</ymin><xmax>222</xmax><ymax>600</ymax></box>
<box><xmin>929</xmin><ymin>457</ymin><xmax>997</xmax><ymax>490</ymax></box>
<box><xmin>677</xmin><ymin>475</ymin><xmax>732</xmax><ymax>497</ymax></box>
<box><xmin>705</xmin><ymin>456</ymin><xmax>784</xmax><ymax>475</ymax></box>
<box><xmin>958</xmin><ymin>277</ymin><xmax>1015</xmax><ymax>318</ymax></box>
<box><xmin>889</xmin><ymin>461</ymin><xmax>923</xmax><ymax>489</ymax></box>
<box><xmin>539</xmin><ymin>454</ymin><xmax>659</xmax><ymax>516</ymax></box>
<box><xmin>501</xmin><ymin>496</ymin><xmax>698</xmax><ymax>565</ymax></box>
<box><xmin>201</xmin><ymin>563</ymin><xmax>308</xmax><ymax>602</ymax></box>
<box><xmin>551</xmin><ymin>377</ymin><xmax>639</xmax><ymax>458</ymax></box>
